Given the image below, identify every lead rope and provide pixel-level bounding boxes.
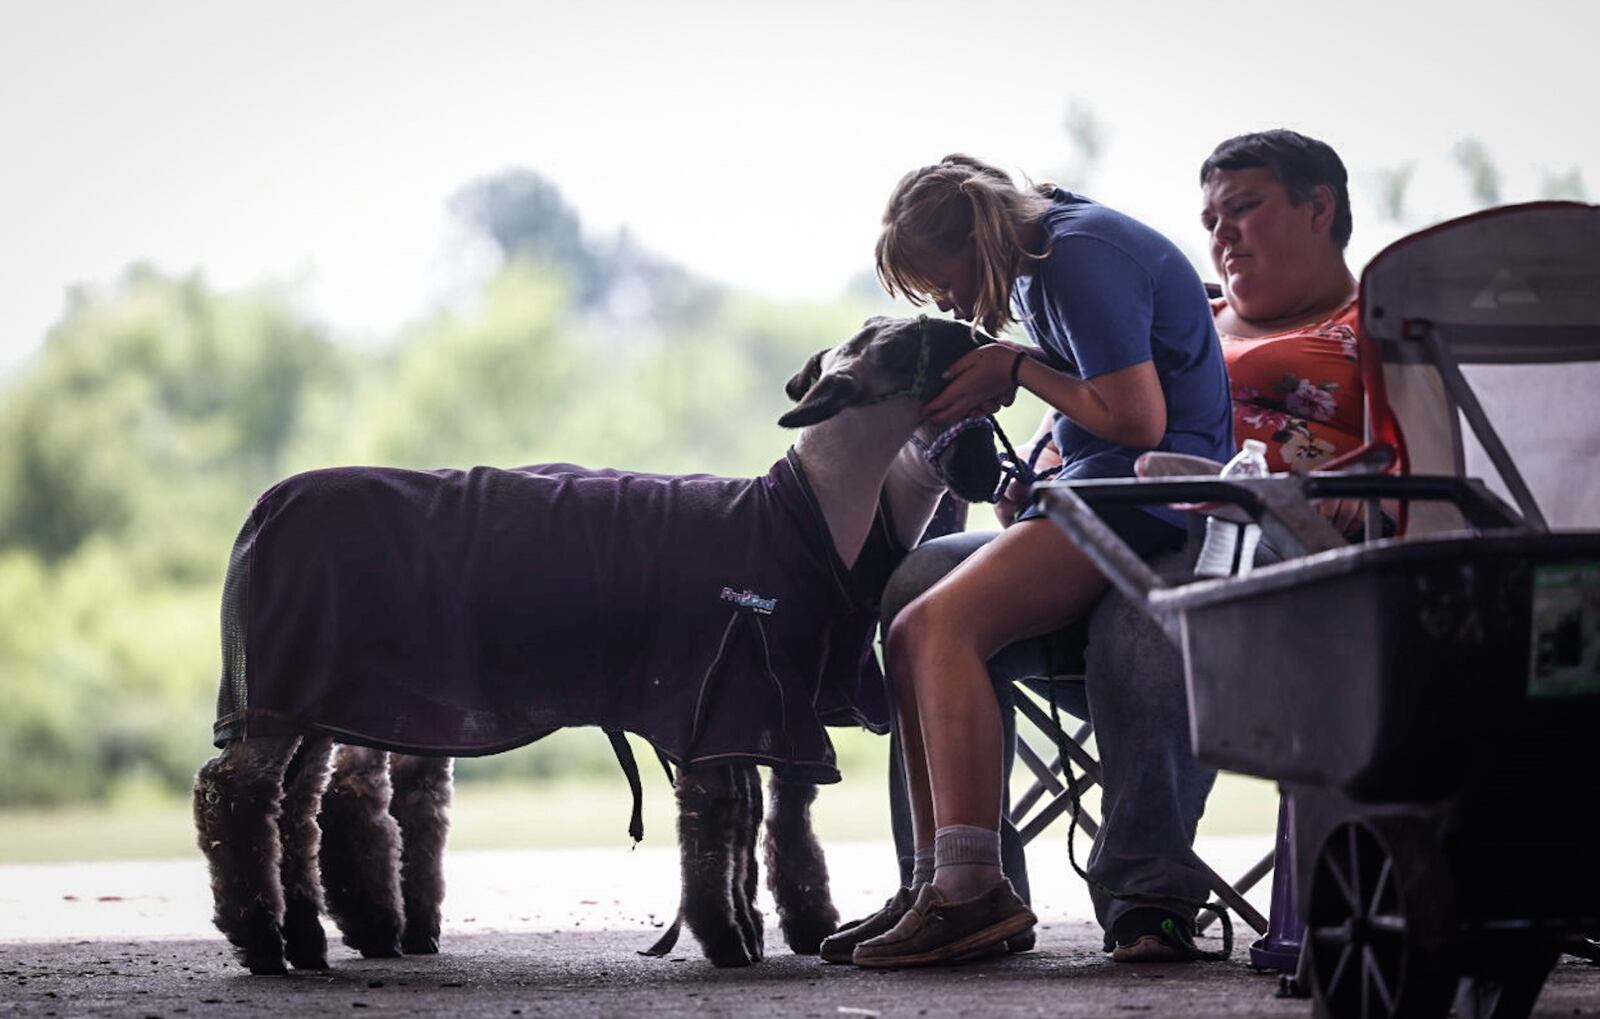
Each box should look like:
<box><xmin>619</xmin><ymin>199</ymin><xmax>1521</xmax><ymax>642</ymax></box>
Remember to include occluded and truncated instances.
<box><xmin>922</xmin><ymin>412</ymin><xmax>1063</xmax><ymax>504</ymax></box>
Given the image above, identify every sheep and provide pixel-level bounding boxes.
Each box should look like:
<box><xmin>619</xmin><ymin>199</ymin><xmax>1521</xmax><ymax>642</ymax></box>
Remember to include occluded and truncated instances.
<box><xmin>193</xmin><ymin>314</ymin><xmax>1002</xmax><ymax>973</ymax></box>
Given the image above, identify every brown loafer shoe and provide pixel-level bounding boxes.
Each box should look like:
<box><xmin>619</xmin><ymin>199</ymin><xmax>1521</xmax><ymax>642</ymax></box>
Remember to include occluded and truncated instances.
<box><xmin>852</xmin><ymin>882</ymin><xmax>1036</xmax><ymax>969</ymax></box>
<box><xmin>819</xmin><ymin>887</ymin><xmax>917</xmax><ymax>964</ymax></box>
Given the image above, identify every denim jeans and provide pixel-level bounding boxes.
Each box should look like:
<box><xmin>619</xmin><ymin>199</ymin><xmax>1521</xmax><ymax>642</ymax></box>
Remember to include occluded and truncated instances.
<box><xmin>879</xmin><ymin>529</ymin><xmax>1219</xmax><ymax>936</ymax></box>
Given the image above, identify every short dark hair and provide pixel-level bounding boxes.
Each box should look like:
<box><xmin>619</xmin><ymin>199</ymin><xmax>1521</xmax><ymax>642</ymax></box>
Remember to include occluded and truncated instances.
<box><xmin>1200</xmin><ymin>130</ymin><xmax>1352</xmax><ymax>250</ymax></box>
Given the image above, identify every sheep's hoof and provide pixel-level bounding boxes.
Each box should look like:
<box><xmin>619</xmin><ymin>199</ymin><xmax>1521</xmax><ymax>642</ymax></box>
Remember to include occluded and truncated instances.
<box><xmin>401</xmin><ymin>928</ymin><xmax>440</xmax><ymax>955</ymax></box>
<box><xmin>701</xmin><ymin>938</ymin><xmax>756</xmax><ymax>968</ymax></box>
<box><xmin>282</xmin><ymin>901</ymin><xmax>329</xmax><ymax>970</ymax></box>
<box><xmin>240</xmin><ymin>936</ymin><xmax>289</xmax><ymax>976</ymax></box>
<box><xmin>780</xmin><ymin>914</ymin><xmax>838</xmax><ymax>956</ymax></box>
<box><xmin>781</xmin><ymin>927</ymin><xmax>832</xmax><ymax>957</ymax></box>
<box><xmin>232</xmin><ymin>910</ymin><xmax>288</xmax><ymax>975</ymax></box>
<box><xmin>356</xmin><ymin>941</ymin><xmax>404</xmax><ymax>959</ymax></box>
<box><xmin>246</xmin><ymin>956</ymin><xmax>289</xmax><ymax>977</ymax></box>
<box><xmin>339</xmin><ymin>919</ymin><xmax>405</xmax><ymax>959</ymax></box>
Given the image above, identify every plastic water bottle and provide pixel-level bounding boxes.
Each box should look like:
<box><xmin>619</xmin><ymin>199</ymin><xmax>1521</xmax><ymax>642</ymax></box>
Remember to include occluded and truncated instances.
<box><xmin>1195</xmin><ymin>439</ymin><xmax>1269</xmax><ymax>578</ymax></box>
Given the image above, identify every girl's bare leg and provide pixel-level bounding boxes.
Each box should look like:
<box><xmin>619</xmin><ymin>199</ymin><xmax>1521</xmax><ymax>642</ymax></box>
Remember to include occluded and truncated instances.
<box><xmin>885</xmin><ymin>520</ymin><xmax>1110</xmax><ymax>857</ymax></box>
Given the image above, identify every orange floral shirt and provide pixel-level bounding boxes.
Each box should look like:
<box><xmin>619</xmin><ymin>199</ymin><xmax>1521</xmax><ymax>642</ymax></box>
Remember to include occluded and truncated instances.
<box><xmin>1215</xmin><ymin>299</ymin><xmax>1363</xmax><ymax>472</ymax></box>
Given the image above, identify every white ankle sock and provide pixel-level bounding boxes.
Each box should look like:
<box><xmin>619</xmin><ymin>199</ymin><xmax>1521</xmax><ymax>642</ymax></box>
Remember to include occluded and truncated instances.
<box><xmin>910</xmin><ymin>846</ymin><xmax>935</xmax><ymax>888</ymax></box>
<box><xmin>931</xmin><ymin>824</ymin><xmax>1002</xmax><ymax>901</ymax></box>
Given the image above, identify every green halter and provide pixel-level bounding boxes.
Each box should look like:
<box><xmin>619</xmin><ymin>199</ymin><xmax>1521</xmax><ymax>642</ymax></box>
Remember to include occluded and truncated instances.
<box><xmin>858</xmin><ymin>314</ymin><xmax>933</xmax><ymax>406</ymax></box>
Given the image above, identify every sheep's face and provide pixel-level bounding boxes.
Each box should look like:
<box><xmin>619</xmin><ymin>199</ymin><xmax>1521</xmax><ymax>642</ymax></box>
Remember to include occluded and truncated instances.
<box><xmin>778</xmin><ymin>316</ymin><xmax>985</xmax><ymax>428</ymax></box>
<box><xmin>780</xmin><ymin>315</ymin><xmax>1001</xmax><ymax>502</ymax></box>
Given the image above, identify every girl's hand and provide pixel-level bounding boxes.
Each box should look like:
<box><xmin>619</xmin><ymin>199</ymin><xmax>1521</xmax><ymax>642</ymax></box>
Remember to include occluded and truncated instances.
<box><xmin>921</xmin><ymin>343</ymin><xmax>1031</xmax><ymax>424</ymax></box>
<box><xmin>994</xmin><ymin>438</ymin><xmax>1061</xmax><ymax>527</ymax></box>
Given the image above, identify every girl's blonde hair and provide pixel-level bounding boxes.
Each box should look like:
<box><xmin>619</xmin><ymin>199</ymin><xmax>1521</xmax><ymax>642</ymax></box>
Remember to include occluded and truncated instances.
<box><xmin>875</xmin><ymin>154</ymin><xmax>1055</xmax><ymax>336</ymax></box>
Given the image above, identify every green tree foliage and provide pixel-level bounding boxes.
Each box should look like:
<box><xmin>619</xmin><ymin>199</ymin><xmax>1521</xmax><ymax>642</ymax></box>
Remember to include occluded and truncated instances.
<box><xmin>1451</xmin><ymin>137</ymin><xmax>1502</xmax><ymax>208</ymax></box>
<box><xmin>0</xmin><ymin>268</ymin><xmax>352</xmax><ymax>803</ymax></box>
<box><xmin>355</xmin><ymin>264</ymin><xmax>584</xmax><ymax>469</ymax></box>
<box><xmin>0</xmin><ymin>266</ymin><xmax>346</xmax><ymax>568</ymax></box>
<box><xmin>450</xmin><ymin>170</ymin><xmax>601</xmax><ymax>292</ymax></box>
<box><xmin>1047</xmin><ymin>97</ymin><xmax>1108</xmax><ymax>194</ymax></box>
<box><xmin>448</xmin><ymin>169</ymin><xmax>720</xmax><ymax>326</ymax></box>
<box><xmin>1372</xmin><ymin>163</ymin><xmax>1417</xmax><ymax>224</ymax></box>
<box><xmin>1539</xmin><ymin>166</ymin><xmax>1588</xmax><ymax>201</ymax></box>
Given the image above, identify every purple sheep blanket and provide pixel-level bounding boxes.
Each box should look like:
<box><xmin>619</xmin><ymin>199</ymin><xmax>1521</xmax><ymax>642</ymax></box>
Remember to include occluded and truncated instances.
<box><xmin>213</xmin><ymin>450</ymin><xmax>903</xmax><ymax>782</ymax></box>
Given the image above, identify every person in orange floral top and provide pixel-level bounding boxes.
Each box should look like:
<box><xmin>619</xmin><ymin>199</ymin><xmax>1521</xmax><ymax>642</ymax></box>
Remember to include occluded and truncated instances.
<box><xmin>1200</xmin><ymin>129</ymin><xmax>1364</xmax><ymax>532</ymax></box>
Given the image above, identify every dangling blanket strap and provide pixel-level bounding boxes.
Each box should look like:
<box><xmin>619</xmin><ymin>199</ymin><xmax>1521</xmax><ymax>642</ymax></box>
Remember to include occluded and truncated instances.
<box><xmin>640</xmin><ymin>910</ymin><xmax>684</xmax><ymax>957</ymax></box>
<box><xmin>604</xmin><ymin>729</ymin><xmax>645</xmax><ymax>844</ymax></box>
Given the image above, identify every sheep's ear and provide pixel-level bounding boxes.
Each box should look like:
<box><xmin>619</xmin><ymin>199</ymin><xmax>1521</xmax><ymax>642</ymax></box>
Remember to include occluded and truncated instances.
<box><xmin>778</xmin><ymin>374</ymin><xmax>863</xmax><ymax>428</ymax></box>
<box><xmin>785</xmin><ymin>349</ymin><xmax>828</xmax><ymax>401</ymax></box>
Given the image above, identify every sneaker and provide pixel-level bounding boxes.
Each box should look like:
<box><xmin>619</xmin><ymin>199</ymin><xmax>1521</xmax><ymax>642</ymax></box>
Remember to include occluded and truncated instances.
<box><xmin>852</xmin><ymin>882</ymin><xmax>1036</xmax><ymax>969</ymax></box>
<box><xmin>1109</xmin><ymin>908</ymin><xmax>1197</xmax><ymax>963</ymax></box>
<box><xmin>819</xmin><ymin>887</ymin><xmax>917</xmax><ymax>964</ymax></box>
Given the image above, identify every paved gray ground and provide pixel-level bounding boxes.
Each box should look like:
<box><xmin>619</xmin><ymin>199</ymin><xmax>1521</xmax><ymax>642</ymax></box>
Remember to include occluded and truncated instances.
<box><xmin>5</xmin><ymin>928</ymin><xmax>1600</xmax><ymax>1018</ymax></box>
<box><xmin>3</xmin><ymin>844</ymin><xmax>1598</xmax><ymax>1017</ymax></box>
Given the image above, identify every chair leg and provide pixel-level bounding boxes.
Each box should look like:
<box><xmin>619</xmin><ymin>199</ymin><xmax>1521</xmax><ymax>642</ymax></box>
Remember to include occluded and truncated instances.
<box><xmin>1197</xmin><ymin>848</ymin><xmax>1275</xmax><ymax>935</ymax></box>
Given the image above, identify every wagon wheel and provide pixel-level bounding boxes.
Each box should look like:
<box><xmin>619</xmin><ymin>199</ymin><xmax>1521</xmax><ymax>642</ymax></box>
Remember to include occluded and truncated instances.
<box><xmin>1305</xmin><ymin>815</ymin><xmax>1460</xmax><ymax>1019</ymax></box>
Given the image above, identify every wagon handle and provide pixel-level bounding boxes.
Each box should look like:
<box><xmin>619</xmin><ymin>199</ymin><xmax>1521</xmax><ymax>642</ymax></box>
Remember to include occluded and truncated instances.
<box><xmin>1032</xmin><ymin>472</ymin><xmax>1528</xmax><ymax>621</ymax></box>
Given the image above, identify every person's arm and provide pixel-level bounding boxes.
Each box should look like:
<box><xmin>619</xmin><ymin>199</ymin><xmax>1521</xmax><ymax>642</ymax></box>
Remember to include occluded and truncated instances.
<box><xmin>925</xmin><ymin>233</ymin><xmax>1166</xmax><ymax>447</ymax></box>
<box><xmin>923</xmin><ymin>345</ymin><xmax>1166</xmax><ymax>450</ymax></box>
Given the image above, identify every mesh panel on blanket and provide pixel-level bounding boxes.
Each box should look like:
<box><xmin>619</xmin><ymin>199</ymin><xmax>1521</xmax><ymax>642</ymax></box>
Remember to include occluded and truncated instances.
<box><xmin>216</xmin><ymin>512</ymin><xmax>254</xmax><ymax>732</ymax></box>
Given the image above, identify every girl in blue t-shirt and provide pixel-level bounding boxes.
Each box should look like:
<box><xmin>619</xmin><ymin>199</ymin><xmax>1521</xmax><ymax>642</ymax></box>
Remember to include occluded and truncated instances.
<box><xmin>832</xmin><ymin>154</ymin><xmax>1232</xmax><ymax>968</ymax></box>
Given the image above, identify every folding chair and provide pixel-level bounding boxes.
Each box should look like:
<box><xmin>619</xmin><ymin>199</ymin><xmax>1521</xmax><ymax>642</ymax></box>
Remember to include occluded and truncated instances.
<box><xmin>1006</xmin><ymin>549</ymin><xmax>1274</xmax><ymax>943</ymax></box>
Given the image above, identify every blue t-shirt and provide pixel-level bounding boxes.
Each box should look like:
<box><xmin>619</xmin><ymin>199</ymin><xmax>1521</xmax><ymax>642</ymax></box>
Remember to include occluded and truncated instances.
<box><xmin>1013</xmin><ymin>190</ymin><xmax>1233</xmax><ymax>526</ymax></box>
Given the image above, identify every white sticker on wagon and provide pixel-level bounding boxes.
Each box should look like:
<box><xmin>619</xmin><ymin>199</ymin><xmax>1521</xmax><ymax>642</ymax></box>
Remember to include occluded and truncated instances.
<box><xmin>1528</xmin><ymin>561</ymin><xmax>1600</xmax><ymax>698</ymax></box>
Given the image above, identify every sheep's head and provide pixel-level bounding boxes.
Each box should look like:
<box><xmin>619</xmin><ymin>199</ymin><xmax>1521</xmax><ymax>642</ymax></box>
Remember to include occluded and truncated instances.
<box><xmin>780</xmin><ymin>315</ymin><xmax>1002</xmax><ymax>503</ymax></box>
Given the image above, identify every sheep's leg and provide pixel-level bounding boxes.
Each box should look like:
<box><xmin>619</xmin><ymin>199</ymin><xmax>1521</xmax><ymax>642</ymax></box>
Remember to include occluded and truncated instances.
<box><xmin>278</xmin><ymin>736</ymin><xmax>335</xmax><ymax>970</ymax></box>
<box><xmin>388</xmin><ymin>753</ymin><xmax>453</xmax><ymax>955</ymax></box>
<box><xmin>676</xmin><ymin>764</ymin><xmax>754</xmax><ymax>967</ymax></box>
<box><xmin>318</xmin><ymin>745</ymin><xmax>404</xmax><ymax>958</ymax></box>
<box><xmin>193</xmin><ymin>735</ymin><xmax>302</xmax><ymax>975</ymax></box>
<box><xmin>730</xmin><ymin>763</ymin><xmax>765</xmax><ymax>962</ymax></box>
<box><xmin>764</xmin><ymin>773</ymin><xmax>839</xmax><ymax>955</ymax></box>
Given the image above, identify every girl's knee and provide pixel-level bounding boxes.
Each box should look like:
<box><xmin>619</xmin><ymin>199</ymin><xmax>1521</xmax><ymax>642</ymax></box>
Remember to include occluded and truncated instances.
<box><xmin>887</xmin><ymin>594</ymin><xmax>973</xmax><ymax>675</ymax></box>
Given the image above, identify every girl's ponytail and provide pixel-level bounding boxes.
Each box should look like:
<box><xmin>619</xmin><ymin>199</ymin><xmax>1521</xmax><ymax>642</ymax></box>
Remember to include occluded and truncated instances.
<box><xmin>876</xmin><ymin>155</ymin><xmax>1053</xmax><ymax>336</ymax></box>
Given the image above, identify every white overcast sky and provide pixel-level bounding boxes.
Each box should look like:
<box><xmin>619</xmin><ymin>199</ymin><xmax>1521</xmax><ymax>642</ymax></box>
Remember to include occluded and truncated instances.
<box><xmin>3</xmin><ymin>0</ymin><xmax>1597</xmax><ymax>367</ymax></box>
